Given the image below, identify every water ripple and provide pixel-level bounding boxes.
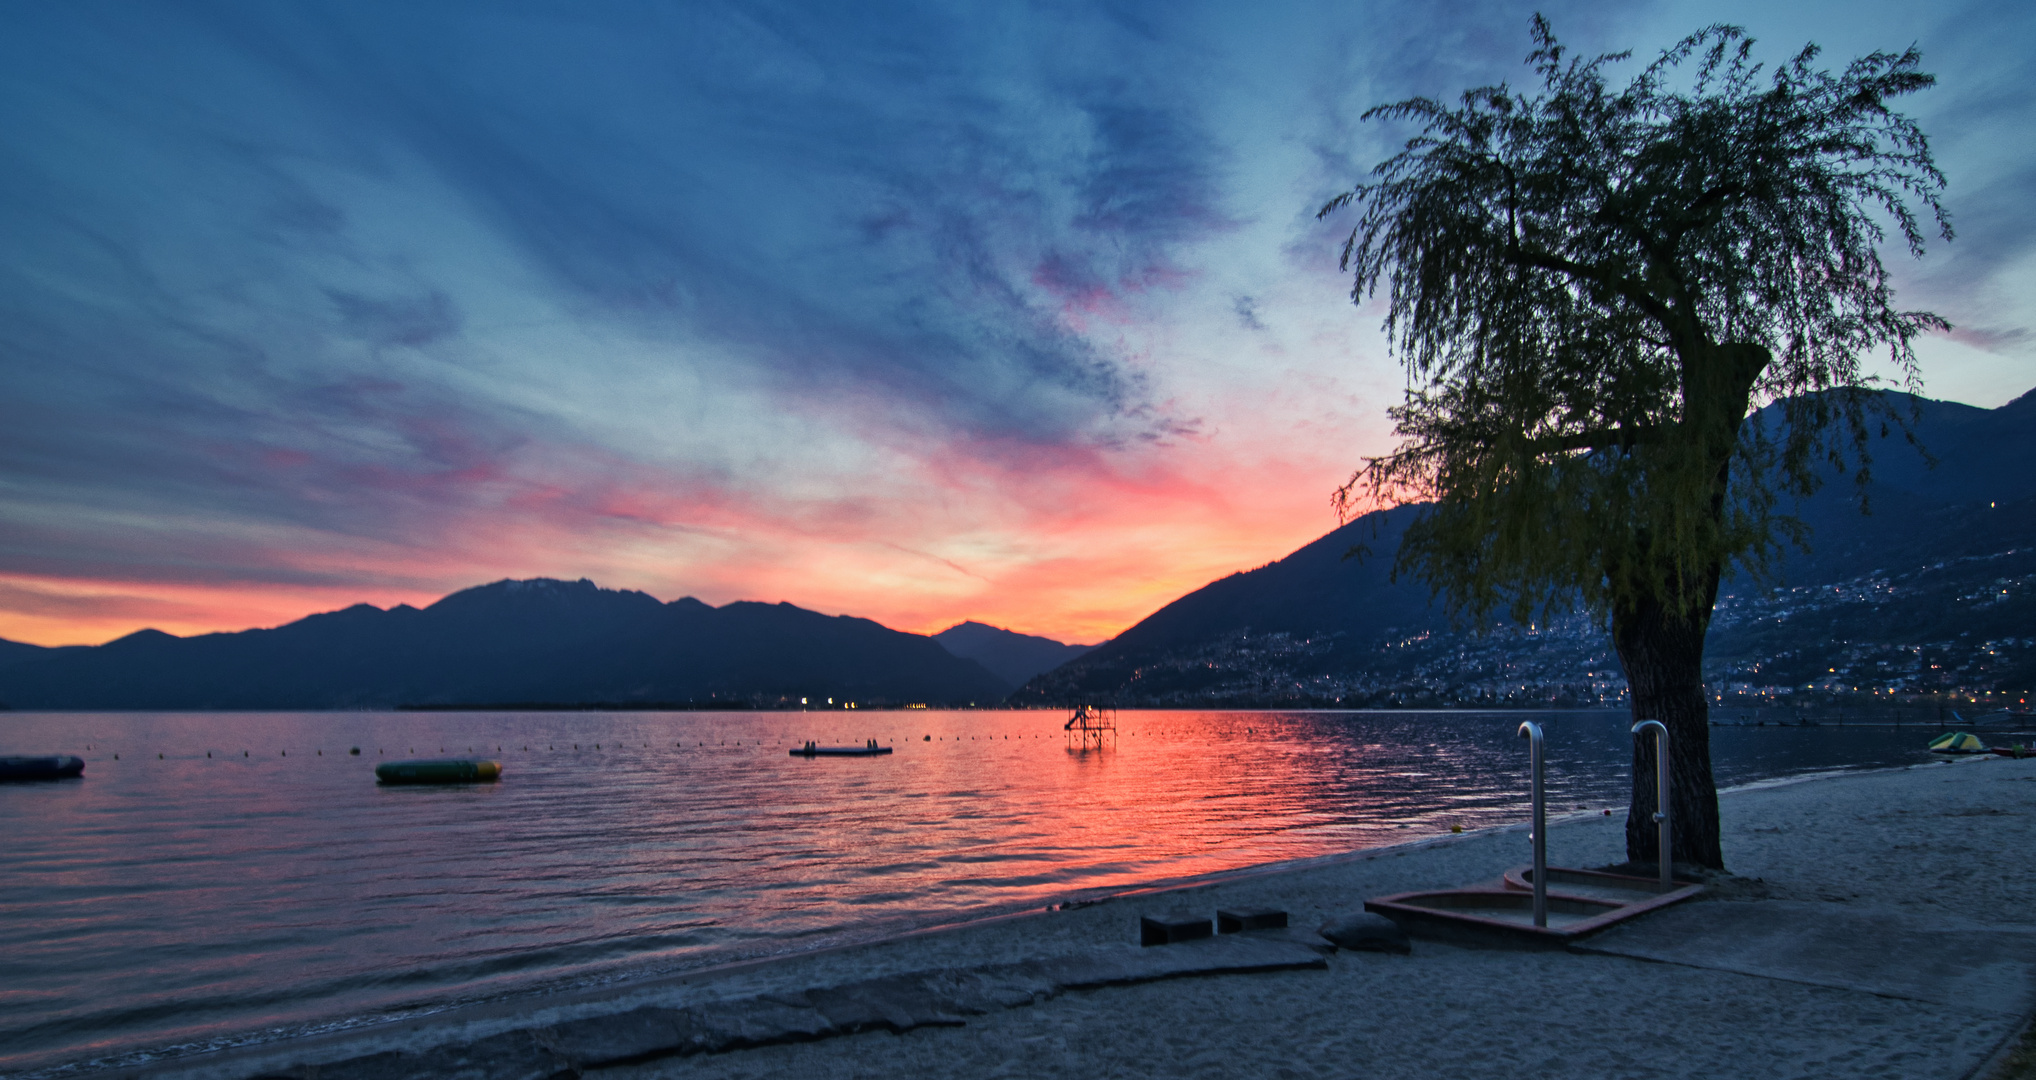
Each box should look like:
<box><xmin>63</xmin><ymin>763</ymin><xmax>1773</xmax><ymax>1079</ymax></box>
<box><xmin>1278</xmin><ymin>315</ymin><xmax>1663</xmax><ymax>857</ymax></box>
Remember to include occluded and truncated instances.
<box><xmin>0</xmin><ymin>708</ymin><xmax>1935</xmax><ymax>1074</ymax></box>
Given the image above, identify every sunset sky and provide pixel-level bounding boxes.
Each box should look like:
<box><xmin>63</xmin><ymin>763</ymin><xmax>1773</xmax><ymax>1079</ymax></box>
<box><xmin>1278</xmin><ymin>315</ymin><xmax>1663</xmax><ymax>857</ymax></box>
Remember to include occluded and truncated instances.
<box><xmin>2</xmin><ymin>0</ymin><xmax>2031</xmax><ymax>648</ymax></box>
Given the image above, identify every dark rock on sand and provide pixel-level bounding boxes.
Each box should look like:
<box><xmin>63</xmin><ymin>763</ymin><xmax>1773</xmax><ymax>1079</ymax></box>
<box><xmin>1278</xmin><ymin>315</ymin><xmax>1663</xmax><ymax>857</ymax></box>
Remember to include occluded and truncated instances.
<box><xmin>1319</xmin><ymin>912</ymin><xmax>1412</xmax><ymax>954</ymax></box>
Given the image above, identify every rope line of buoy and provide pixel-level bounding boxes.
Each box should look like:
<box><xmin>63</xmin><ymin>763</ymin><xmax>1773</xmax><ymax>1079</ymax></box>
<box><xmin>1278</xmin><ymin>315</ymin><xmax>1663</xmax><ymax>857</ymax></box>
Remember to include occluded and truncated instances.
<box><xmin>46</xmin><ymin>731</ymin><xmax>1092</xmax><ymax>761</ymax></box>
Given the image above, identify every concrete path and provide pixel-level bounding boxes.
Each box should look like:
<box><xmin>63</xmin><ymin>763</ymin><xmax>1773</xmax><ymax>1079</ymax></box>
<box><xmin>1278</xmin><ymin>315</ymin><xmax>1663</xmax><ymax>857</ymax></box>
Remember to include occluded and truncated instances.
<box><xmin>1578</xmin><ymin>901</ymin><xmax>2036</xmax><ymax>1017</ymax></box>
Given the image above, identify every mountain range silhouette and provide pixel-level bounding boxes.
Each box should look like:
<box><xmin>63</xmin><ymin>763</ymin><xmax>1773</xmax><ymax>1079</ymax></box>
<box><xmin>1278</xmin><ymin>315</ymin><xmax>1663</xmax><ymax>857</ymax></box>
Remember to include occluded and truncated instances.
<box><xmin>0</xmin><ymin>579</ymin><xmax>1011</xmax><ymax>709</ymax></box>
<box><xmin>2</xmin><ymin>388</ymin><xmax>2028</xmax><ymax>710</ymax></box>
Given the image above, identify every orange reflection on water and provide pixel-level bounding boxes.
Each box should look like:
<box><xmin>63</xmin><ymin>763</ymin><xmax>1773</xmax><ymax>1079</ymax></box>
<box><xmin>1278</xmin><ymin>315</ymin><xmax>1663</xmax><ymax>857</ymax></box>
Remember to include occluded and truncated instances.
<box><xmin>705</xmin><ymin>709</ymin><xmax>1555</xmax><ymax>916</ymax></box>
<box><xmin>0</xmin><ymin>708</ymin><xmax>1928</xmax><ymax>1073</ymax></box>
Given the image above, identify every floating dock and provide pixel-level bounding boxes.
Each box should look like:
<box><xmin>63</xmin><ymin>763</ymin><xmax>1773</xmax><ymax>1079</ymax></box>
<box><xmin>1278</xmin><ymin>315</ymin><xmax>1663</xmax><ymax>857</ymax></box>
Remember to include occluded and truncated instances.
<box><xmin>790</xmin><ymin>740</ymin><xmax>892</xmax><ymax>757</ymax></box>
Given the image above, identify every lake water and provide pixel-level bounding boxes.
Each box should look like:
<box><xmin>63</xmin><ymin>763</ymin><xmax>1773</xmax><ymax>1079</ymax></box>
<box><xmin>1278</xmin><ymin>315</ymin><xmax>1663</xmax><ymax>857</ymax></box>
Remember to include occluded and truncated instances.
<box><xmin>0</xmin><ymin>708</ymin><xmax>1952</xmax><ymax>1075</ymax></box>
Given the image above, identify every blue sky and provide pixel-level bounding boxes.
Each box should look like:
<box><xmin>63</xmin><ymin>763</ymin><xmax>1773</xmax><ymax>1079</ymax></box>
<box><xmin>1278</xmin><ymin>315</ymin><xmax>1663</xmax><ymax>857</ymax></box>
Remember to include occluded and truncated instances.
<box><xmin>1</xmin><ymin>0</ymin><xmax>2029</xmax><ymax>645</ymax></box>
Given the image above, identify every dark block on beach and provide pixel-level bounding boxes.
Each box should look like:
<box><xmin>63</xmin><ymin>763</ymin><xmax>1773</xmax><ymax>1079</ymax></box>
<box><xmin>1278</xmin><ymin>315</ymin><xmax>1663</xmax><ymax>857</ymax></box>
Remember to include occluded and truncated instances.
<box><xmin>1141</xmin><ymin>911</ymin><xmax>1213</xmax><ymax>946</ymax></box>
<box><xmin>1217</xmin><ymin>907</ymin><xmax>1288</xmax><ymax>933</ymax></box>
<box><xmin>1056</xmin><ymin>934</ymin><xmax>1330</xmax><ymax>987</ymax></box>
<box><xmin>1319</xmin><ymin>911</ymin><xmax>1412</xmax><ymax>954</ymax></box>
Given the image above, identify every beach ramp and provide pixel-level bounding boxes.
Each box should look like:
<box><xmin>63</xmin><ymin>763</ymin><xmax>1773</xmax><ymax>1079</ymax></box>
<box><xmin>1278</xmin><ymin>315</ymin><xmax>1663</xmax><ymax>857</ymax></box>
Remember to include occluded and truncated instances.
<box><xmin>1573</xmin><ymin>901</ymin><xmax>2036</xmax><ymax>1017</ymax></box>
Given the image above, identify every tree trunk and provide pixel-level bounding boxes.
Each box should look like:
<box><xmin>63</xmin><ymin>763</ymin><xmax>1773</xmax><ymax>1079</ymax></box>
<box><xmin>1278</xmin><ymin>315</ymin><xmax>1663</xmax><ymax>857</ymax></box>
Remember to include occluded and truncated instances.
<box><xmin>1611</xmin><ymin>586</ymin><xmax>1724</xmax><ymax>869</ymax></box>
<box><xmin>1607</xmin><ymin>339</ymin><xmax>1766</xmax><ymax>870</ymax></box>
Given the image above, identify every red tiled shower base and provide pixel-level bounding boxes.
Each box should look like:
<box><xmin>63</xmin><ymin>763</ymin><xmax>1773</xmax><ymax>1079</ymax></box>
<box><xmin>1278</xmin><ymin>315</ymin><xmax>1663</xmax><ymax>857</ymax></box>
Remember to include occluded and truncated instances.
<box><xmin>1366</xmin><ymin>869</ymin><xmax>1703</xmax><ymax>948</ymax></box>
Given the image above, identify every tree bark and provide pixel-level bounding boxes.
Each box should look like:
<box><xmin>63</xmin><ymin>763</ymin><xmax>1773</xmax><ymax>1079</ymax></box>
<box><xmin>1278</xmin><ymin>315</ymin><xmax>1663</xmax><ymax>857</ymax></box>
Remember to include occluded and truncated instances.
<box><xmin>1607</xmin><ymin>339</ymin><xmax>1767</xmax><ymax>870</ymax></box>
<box><xmin>1612</xmin><ymin>578</ymin><xmax>1726</xmax><ymax>870</ymax></box>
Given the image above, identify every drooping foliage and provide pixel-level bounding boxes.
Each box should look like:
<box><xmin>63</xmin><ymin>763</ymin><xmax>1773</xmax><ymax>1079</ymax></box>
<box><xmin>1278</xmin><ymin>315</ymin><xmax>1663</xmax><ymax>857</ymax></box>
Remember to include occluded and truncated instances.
<box><xmin>1321</xmin><ymin>17</ymin><xmax>1951</xmax><ymax>626</ymax></box>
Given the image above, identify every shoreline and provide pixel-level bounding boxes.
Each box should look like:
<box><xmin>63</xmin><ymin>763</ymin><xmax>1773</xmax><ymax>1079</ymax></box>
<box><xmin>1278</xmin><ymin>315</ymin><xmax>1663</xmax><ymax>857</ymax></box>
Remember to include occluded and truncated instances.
<box><xmin>15</xmin><ymin>791</ymin><xmax>1563</xmax><ymax>1079</ymax></box>
<box><xmin>54</xmin><ymin>754</ymin><xmax>2036</xmax><ymax>1080</ymax></box>
<box><xmin>24</xmin><ymin>766</ymin><xmax>1824</xmax><ymax>1077</ymax></box>
<box><xmin>3</xmin><ymin>711</ymin><xmax>1950</xmax><ymax>1080</ymax></box>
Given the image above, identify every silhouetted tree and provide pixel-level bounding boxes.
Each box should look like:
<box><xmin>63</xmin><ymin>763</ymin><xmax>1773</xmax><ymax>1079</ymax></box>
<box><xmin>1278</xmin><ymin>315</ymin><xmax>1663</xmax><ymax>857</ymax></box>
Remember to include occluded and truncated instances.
<box><xmin>1321</xmin><ymin>18</ymin><xmax>1950</xmax><ymax>867</ymax></box>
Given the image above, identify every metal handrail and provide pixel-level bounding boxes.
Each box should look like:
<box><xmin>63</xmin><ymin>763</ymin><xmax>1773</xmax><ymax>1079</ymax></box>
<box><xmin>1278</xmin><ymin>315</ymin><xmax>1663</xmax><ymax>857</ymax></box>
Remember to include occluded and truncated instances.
<box><xmin>1631</xmin><ymin>719</ymin><xmax>1671</xmax><ymax>889</ymax></box>
<box><xmin>1517</xmin><ymin>721</ymin><xmax>1546</xmax><ymax>928</ymax></box>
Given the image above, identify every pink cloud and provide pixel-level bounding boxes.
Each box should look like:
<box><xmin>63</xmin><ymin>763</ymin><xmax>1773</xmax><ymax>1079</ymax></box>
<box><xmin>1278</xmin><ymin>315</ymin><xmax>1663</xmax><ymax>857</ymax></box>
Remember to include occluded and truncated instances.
<box><xmin>1030</xmin><ymin>252</ymin><xmax>1199</xmax><ymax>329</ymax></box>
<box><xmin>0</xmin><ymin>358</ymin><xmax>1379</xmax><ymax>651</ymax></box>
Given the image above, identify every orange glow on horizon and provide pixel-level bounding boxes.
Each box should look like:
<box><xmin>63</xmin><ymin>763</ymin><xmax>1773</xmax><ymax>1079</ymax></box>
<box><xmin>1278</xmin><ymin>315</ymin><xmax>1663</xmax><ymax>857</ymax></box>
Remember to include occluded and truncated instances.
<box><xmin>0</xmin><ymin>435</ymin><xmax>1373</xmax><ymax>649</ymax></box>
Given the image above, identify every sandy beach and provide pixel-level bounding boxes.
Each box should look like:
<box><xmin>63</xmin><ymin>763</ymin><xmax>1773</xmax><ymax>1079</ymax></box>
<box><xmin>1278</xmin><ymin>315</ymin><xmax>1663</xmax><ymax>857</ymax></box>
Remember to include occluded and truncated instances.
<box><xmin>112</xmin><ymin>754</ymin><xmax>2036</xmax><ymax>1080</ymax></box>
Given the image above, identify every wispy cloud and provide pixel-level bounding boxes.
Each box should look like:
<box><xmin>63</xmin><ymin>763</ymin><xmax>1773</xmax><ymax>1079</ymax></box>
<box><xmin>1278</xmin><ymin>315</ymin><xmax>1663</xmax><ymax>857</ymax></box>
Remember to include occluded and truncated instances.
<box><xmin>0</xmin><ymin>0</ymin><xmax>2029</xmax><ymax>646</ymax></box>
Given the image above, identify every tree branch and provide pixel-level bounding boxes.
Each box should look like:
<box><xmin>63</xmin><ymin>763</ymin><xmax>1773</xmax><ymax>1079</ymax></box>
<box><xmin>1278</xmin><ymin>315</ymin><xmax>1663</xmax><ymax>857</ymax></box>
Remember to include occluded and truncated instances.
<box><xmin>1521</xmin><ymin>425</ymin><xmax>1662</xmax><ymax>454</ymax></box>
<box><xmin>1502</xmin><ymin>246</ymin><xmax>1675</xmax><ymax>326</ymax></box>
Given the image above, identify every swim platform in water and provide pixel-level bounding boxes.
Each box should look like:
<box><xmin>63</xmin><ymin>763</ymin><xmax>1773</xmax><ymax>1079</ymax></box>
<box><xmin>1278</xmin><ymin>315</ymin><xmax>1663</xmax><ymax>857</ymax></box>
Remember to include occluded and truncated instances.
<box><xmin>789</xmin><ymin>739</ymin><xmax>892</xmax><ymax>757</ymax></box>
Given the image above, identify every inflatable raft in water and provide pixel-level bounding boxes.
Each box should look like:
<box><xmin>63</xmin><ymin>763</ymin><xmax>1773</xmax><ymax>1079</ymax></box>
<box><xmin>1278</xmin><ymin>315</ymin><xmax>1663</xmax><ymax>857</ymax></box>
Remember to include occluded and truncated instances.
<box><xmin>0</xmin><ymin>755</ymin><xmax>85</xmax><ymax>781</ymax></box>
<box><xmin>374</xmin><ymin>759</ymin><xmax>502</xmax><ymax>785</ymax></box>
<box><xmin>1929</xmin><ymin>731</ymin><xmax>1988</xmax><ymax>754</ymax></box>
<box><xmin>790</xmin><ymin>740</ymin><xmax>892</xmax><ymax>757</ymax></box>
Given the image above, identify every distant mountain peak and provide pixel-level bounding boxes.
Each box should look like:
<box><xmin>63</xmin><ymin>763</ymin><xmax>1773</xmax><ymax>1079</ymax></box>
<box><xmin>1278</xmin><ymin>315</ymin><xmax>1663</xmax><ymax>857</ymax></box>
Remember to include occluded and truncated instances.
<box><xmin>106</xmin><ymin>628</ymin><xmax>178</xmax><ymax>646</ymax></box>
<box><xmin>933</xmin><ymin>621</ymin><xmax>1095</xmax><ymax>687</ymax></box>
<box><xmin>500</xmin><ymin>577</ymin><xmax>598</xmax><ymax>592</ymax></box>
<box><xmin>432</xmin><ymin>577</ymin><xmax>654</xmax><ymax>606</ymax></box>
<box><xmin>935</xmin><ymin>620</ymin><xmax>1093</xmax><ymax>646</ymax></box>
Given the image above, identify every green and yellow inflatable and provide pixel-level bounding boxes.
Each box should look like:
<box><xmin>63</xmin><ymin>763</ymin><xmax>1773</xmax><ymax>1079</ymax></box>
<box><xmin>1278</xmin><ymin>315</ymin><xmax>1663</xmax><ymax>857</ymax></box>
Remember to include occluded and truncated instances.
<box><xmin>1928</xmin><ymin>731</ymin><xmax>1987</xmax><ymax>754</ymax></box>
<box><xmin>374</xmin><ymin>759</ymin><xmax>502</xmax><ymax>784</ymax></box>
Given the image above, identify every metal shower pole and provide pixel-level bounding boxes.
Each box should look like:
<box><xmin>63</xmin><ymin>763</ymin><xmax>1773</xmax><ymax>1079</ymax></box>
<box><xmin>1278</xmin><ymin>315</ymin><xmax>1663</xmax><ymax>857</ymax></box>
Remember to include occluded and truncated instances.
<box><xmin>1631</xmin><ymin>719</ymin><xmax>1671</xmax><ymax>889</ymax></box>
<box><xmin>1517</xmin><ymin>720</ymin><xmax>1546</xmax><ymax>927</ymax></box>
